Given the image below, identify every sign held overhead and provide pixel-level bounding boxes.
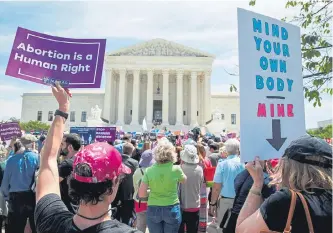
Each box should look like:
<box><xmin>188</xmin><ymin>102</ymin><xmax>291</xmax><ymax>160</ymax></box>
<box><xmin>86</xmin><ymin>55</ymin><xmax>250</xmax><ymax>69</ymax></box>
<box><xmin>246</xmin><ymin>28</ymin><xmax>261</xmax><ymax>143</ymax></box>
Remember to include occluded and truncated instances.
<box><xmin>237</xmin><ymin>8</ymin><xmax>306</xmax><ymax>162</ymax></box>
<box><xmin>6</xmin><ymin>27</ymin><xmax>106</xmax><ymax>88</ymax></box>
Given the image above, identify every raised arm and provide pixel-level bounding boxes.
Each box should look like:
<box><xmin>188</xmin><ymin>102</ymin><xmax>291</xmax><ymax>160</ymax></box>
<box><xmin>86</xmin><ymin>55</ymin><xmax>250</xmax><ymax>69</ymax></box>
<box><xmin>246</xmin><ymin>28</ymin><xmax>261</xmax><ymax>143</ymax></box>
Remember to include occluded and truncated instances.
<box><xmin>36</xmin><ymin>83</ymin><xmax>70</xmax><ymax>202</ymax></box>
<box><xmin>236</xmin><ymin>157</ymin><xmax>269</xmax><ymax>233</ymax></box>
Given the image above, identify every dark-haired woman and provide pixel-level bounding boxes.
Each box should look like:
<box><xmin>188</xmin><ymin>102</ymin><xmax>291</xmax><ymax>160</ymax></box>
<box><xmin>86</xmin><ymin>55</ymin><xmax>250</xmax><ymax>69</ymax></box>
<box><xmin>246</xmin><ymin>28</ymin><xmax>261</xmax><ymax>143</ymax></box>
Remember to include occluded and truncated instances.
<box><xmin>33</xmin><ymin>82</ymin><xmax>140</xmax><ymax>233</ymax></box>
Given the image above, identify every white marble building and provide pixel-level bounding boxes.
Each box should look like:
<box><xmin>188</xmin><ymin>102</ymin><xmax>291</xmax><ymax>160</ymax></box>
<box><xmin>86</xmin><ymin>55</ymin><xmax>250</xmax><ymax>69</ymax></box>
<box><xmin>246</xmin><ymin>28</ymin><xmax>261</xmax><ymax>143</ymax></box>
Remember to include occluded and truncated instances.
<box><xmin>21</xmin><ymin>39</ymin><xmax>240</xmax><ymax>133</ymax></box>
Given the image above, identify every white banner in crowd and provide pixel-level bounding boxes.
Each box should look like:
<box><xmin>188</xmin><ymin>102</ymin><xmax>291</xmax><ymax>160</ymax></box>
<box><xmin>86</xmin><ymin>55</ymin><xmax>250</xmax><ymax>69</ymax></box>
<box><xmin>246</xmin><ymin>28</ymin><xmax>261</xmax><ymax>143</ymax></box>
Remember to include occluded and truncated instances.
<box><xmin>237</xmin><ymin>8</ymin><xmax>306</xmax><ymax>162</ymax></box>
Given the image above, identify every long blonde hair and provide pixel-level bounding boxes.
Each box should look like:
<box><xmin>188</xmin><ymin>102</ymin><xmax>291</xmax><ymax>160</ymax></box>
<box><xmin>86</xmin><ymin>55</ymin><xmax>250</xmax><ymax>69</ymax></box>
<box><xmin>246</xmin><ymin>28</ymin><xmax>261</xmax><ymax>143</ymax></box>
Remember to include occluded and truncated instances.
<box><xmin>196</xmin><ymin>143</ymin><xmax>206</xmax><ymax>161</ymax></box>
<box><xmin>269</xmin><ymin>156</ymin><xmax>332</xmax><ymax>193</ymax></box>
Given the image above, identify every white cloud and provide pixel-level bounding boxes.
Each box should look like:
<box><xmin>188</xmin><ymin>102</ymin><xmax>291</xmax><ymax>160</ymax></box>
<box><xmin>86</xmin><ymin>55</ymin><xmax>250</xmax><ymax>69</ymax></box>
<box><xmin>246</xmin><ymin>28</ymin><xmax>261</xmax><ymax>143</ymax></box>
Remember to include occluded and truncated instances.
<box><xmin>46</xmin><ymin>0</ymin><xmax>298</xmax><ymax>51</ymax></box>
<box><xmin>0</xmin><ymin>66</ymin><xmax>6</xmax><ymax>76</ymax></box>
<box><xmin>0</xmin><ymin>34</ymin><xmax>14</xmax><ymax>53</ymax></box>
<box><xmin>0</xmin><ymin>98</ymin><xmax>21</xmax><ymax>121</ymax></box>
<box><xmin>0</xmin><ymin>84</ymin><xmax>23</xmax><ymax>92</ymax></box>
<box><xmin>304</xmin><ymin>98</ymin><xmax>332</xmax><ymax>129</ymax></box>
<box><xmin>213</xmin><ymin>55</ymin><xmax>240</xmax><ymax>76</ymax></box>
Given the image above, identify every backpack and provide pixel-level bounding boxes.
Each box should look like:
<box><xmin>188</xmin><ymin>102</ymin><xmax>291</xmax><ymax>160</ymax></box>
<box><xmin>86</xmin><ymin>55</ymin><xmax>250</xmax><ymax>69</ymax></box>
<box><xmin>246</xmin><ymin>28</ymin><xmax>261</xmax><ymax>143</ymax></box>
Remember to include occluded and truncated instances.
<box><xmin>136</xmin><ymin>168</ymin><xmax>148</xmax><ymax>204</ymax></box>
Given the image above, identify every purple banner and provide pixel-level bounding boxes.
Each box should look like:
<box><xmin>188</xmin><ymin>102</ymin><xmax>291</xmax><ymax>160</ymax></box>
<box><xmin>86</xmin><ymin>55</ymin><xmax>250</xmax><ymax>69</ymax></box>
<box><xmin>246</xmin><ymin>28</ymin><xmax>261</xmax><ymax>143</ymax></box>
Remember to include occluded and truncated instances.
<box><xmin>0</xmin><ymin>122</ymin><xmax>22</xmax><ymax>141</ymax></box>
<box><xmin>95</xmin><ymin>127</ymin><xmax>116</xmax><ymax>142</ymax></box>
<box><xmin>6</xmin><ymin>27</ymin><xmax>106</xmax><ymax>88</ymax></box>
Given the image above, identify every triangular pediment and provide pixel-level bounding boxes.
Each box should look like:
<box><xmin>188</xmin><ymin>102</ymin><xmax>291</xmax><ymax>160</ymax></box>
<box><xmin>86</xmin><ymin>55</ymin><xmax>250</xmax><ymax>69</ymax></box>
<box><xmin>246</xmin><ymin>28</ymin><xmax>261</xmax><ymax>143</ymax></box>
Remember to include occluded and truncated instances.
<box><xmin>107</xmin><ymin>38</ymin><xmax>215</xmax><ymax>58</ymax></box>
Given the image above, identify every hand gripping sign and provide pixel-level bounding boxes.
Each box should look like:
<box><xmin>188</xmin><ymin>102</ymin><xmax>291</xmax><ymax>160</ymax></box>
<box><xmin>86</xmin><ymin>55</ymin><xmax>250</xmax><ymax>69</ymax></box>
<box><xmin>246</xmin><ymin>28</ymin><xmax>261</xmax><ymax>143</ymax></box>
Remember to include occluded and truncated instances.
<box><xmin>6</xmin><ymin>27</ymin><xmax>106</xmax><ymax>88</ymax></box>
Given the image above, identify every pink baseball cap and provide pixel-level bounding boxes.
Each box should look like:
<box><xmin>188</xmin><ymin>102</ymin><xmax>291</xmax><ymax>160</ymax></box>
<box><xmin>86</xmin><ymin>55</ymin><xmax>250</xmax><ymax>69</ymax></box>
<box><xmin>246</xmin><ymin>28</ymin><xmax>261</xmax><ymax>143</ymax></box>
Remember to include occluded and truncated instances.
<box><xmin>73</xmin><ymin>142</ymin><xmax>131</xmax><ymax>183</ymax></box>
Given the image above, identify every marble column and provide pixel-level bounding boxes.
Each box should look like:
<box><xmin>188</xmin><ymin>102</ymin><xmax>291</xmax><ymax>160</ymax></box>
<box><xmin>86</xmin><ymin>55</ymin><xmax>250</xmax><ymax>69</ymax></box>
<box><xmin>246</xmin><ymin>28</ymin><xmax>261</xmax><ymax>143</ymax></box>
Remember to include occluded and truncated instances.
<box><xmin>190</xmin><ymin>71</ymin><xmax>198</xmax><ymax>127</ymax></box>
<box><xmin>204</xmin><ymin>70</ymin><xmax>211</xmax><ymax>123</ymax></box>
<box><xmin>130</xmin><ymin>69</ymin><xmax>140</xmax><ymax>125</ymax></box>
<box><xmin>176</xmin><ymin>69</ymin><xmax>184</xmax><ymax>126</ymax></box>
<box><xmin>199</xmin><ymin>76</ymin><xmax>203</xmax><ymax>126</ymax></box>
<box><xmin>116</xmin><ymin>68</ymin><xmax>126</xmax><ymax>125</ymax></box>
<box><xmin>162</xmin><ymin>69</ymin><xmax>169</xmax><ymax>125</ymax></box>
<box><xmin>102</xmin><ymin>69</ymin><xmax>112</xmax><ymax>122</ymax></box>
<box><xmin>146</xmin><ymin>69</ymin><xmax>154</xmax><ymax>124</ymax></box>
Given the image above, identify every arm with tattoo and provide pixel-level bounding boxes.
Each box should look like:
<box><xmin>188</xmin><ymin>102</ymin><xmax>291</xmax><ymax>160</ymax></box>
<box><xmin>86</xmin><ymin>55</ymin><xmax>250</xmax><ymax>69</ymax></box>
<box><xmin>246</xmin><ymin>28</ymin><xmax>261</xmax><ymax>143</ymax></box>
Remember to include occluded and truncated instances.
<box><xmin>236</xmin><ymin>185</ymin><xmax>263</xmax><ymax>227</ymax></box>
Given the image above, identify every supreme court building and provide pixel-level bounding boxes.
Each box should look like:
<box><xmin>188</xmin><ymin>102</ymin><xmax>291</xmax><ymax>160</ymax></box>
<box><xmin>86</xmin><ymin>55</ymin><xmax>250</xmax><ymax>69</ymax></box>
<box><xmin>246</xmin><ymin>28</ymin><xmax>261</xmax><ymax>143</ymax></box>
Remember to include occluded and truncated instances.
<box><xmin>103</xmin><ymin>39</ymin><xmax>214</xmax><ymax>128</ymax></box>
<box><xmin>21</xmin><ymin>39</ymin><xmax>240</xmax><ymax>133</ymax></box>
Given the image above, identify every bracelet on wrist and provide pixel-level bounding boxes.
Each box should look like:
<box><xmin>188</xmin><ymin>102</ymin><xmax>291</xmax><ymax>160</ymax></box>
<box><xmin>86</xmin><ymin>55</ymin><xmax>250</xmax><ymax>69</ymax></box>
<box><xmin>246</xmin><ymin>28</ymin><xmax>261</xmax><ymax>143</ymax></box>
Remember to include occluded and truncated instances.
<box><xmin>54</xmin><ymin>109</ymin><xmax>68</xmax><ymax>120</ymax></box>
<box><xmin>209</xmin><ymin>202</ymin><xmax>217</xmax><ymax>206</ymax></box>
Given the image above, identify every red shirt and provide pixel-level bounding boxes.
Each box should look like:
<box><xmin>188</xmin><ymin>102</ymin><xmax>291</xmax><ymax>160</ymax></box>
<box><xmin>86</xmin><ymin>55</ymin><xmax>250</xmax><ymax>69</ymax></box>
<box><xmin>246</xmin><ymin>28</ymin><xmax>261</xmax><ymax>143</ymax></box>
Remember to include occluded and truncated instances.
<box><xmin>203</xmin><ymin>157</ymin><xmax>212</xmax><ymax>168</ymax></box>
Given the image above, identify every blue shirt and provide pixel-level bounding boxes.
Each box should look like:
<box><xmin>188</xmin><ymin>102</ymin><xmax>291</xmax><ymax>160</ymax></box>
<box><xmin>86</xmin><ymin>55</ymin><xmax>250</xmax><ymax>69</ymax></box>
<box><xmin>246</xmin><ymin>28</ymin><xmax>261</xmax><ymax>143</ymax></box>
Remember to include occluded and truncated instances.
<box><xmin>213</xmin><ymin>155</ymin><xmax>245</xmax><ymax>198</ymax></box>
<box><xmin>1</xmin><ymin>150</ymin><xmax>39</xmax><ymax>199</ymax></box>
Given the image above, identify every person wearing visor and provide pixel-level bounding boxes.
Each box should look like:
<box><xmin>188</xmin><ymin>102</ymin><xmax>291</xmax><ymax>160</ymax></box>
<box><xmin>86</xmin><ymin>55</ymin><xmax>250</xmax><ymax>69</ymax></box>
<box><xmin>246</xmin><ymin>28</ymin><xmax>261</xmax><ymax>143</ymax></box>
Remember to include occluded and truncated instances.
<box><xmin>236</xmin><ymin>135</ymin><xmax>332</xmax><ymax>233</ymax></box>
<box><xmin>34</xmin><ymin>82</ymin><xmax>140</xmax><ymax>233</ymax></box>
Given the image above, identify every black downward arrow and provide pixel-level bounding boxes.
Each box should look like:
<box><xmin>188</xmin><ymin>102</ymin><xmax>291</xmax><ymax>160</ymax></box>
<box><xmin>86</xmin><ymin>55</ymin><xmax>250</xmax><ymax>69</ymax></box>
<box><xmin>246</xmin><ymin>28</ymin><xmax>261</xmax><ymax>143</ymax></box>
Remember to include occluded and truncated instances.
<box><xmin>266</xmin><ymin>119</ymin><xmax>287</xmax><ymax>151</ymax></box>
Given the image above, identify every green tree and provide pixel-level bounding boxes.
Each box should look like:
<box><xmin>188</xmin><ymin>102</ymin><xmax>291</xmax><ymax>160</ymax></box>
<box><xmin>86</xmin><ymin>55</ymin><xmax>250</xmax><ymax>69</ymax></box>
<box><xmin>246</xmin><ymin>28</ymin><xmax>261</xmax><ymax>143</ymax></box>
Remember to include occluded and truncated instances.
<box><xmin>19</xmin><ymin>121</ymin><xmax>50</xmax><ymax>132</ymax></box>
<box><xmin>249</xmin><ymin>0</ymin><xmax>332</xmax><ymax>106</ymax></box>
<box><xmin>307</xmin><ymin>124</ymin><xmax>332</xmax><ymax>138</ymax></box>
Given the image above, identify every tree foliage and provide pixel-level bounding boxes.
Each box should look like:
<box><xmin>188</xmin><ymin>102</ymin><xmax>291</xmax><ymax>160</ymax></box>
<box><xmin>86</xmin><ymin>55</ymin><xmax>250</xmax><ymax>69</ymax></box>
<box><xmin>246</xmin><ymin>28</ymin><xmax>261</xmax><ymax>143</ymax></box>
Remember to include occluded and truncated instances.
<box><xmin>19</xmin><ymin>121</ymin><xmax>50</xmax><ymax>132</ymax></box>
<box><xmin>307</xmin><ymin>124</ymin><xmax>332</xmax><ymax>138</ymax></box>
<box><xmin>248</xmin><ymin>0</ymin><xmax>332</xmax><ymax>106</ymax></box>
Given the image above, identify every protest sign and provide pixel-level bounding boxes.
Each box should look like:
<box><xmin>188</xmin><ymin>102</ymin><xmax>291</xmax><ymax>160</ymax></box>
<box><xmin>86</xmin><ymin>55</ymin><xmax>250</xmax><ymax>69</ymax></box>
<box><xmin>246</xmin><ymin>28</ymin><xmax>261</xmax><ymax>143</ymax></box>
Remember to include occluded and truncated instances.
<box><xmin>95</xmin><ymin>127</ymin><xmax>116</xmax><ymax>142</ymax></box>
<box><xmin>6</xmin><ymin>27</ymin><xmax>106</xmax><ymax>88</ymax></box>
<box><xmin>70</xmin><ymin>127</ymin><xmax>96</xmax><ymax>145</ymax></box>
<box><xmin>237</xmin><ymin>8</ymin><xmax>305</xmax><ymax>162</ymax></box>
<box><xmin>0</xmin><ymin>122</ymin><xmax>22</xmax><ymax>141</ymax></box>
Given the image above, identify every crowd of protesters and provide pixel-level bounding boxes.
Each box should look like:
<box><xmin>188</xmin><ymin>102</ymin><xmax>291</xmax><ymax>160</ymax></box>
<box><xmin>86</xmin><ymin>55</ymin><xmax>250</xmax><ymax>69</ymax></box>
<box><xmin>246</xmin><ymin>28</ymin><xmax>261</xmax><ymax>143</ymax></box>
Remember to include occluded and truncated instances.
<box><xmin>0</xmin><ymin>82</ymin><xmax>331</xmax><ymax>233</ymax></box>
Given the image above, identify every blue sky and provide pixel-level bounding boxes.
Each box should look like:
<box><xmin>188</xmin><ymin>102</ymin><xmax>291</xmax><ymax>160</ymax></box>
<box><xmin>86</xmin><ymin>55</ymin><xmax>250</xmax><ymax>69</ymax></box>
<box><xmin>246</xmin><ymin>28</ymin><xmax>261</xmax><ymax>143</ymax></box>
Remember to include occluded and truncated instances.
<box><xmin>0</xmin><ymin>0</ymin><xmax>331</xmax><ymax>128</ymax></box>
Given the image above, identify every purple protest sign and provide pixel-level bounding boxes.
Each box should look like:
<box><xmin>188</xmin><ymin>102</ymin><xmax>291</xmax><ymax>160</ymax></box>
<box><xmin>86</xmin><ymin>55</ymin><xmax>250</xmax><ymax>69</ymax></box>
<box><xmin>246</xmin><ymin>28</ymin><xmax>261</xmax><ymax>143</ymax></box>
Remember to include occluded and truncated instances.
<box><xmin>6</xmin><ymin>27</ymin><xmax>106</xmax><ymax>88</ymax></box>
<box><xmin>95</xmin><ymin>127</ymin><xmax>116</xmax><ymax>142</ymax></box>
<box><xmin>0</xmin><ymin>122</ymin><xmax>22</xmax><ymax>141</ymax></box>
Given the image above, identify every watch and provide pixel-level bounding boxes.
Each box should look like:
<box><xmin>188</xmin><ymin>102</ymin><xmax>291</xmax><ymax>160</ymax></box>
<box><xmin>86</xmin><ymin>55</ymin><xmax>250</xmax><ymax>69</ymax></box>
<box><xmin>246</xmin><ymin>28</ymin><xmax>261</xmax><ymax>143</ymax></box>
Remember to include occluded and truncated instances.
<box><xmin>54</xmin><ymin>109</ymin><xmax>68</xmax><ymax>120</ymax></box>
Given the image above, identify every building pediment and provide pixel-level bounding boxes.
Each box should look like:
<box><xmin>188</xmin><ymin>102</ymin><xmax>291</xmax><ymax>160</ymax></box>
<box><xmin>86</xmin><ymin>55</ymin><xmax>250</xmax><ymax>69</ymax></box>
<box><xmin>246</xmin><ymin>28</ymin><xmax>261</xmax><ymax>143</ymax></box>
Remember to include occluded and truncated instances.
<box><xmin>107</xmin><ymin>39</ymin><xmax>215</xmax><ymax>58</ymax></box>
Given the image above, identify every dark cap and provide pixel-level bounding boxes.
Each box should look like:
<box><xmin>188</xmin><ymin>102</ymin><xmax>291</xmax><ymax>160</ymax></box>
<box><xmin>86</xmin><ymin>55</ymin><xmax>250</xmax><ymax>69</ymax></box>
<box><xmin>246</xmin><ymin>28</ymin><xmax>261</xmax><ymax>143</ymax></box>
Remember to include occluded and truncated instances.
<box><xmin>209</xmin><ymin>143</ymin><xmax>219</xmax><ymax>151</ymax></box>
<box><xmin>283</xmin><ymin>135</ymin><xmax>332</xmax><ymax>168</ymax></box>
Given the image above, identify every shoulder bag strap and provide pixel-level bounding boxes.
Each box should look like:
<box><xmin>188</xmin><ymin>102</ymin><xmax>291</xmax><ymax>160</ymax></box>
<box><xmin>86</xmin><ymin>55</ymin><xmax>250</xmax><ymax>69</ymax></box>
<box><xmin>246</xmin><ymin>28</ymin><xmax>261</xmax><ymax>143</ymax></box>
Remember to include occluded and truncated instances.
<box><xmin>295</xmin><ymin>192</ymin><xmax>315</xmax><ymax>233</ymax></box>
<box><xmin>283</xmin><ymin>189</ymin><xmax>297</xmax><ymax>233</ymax></box>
